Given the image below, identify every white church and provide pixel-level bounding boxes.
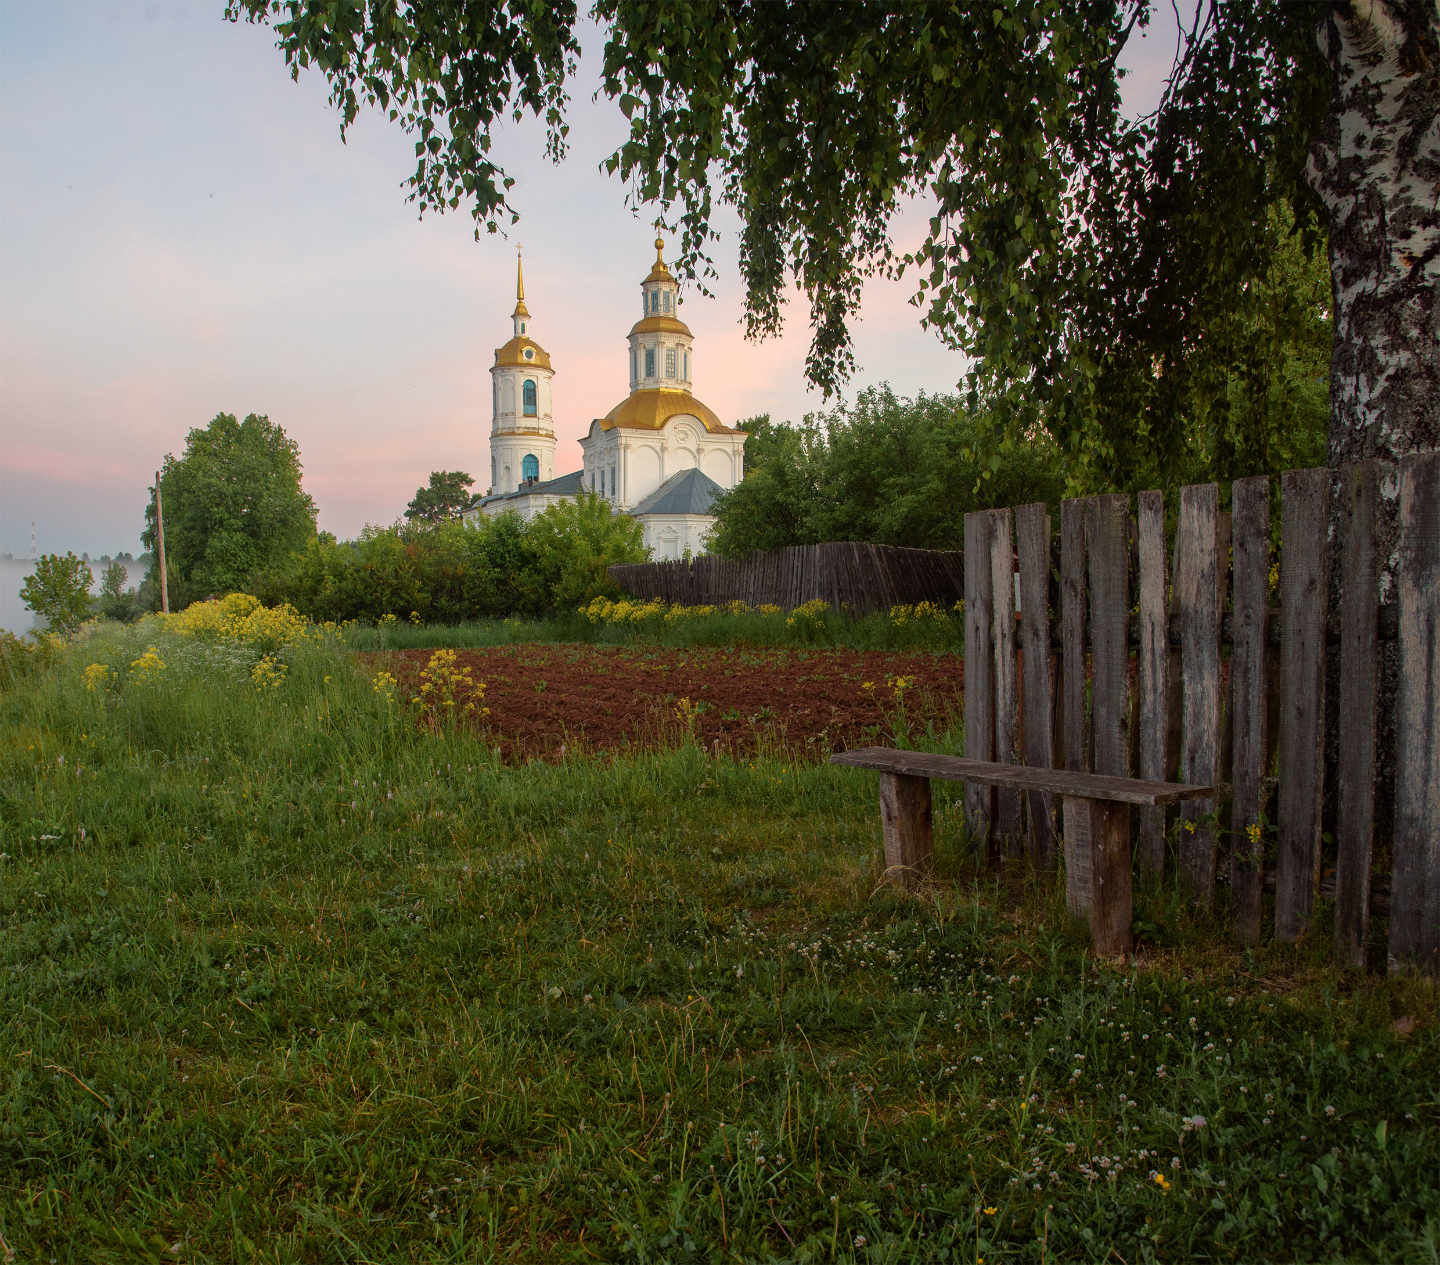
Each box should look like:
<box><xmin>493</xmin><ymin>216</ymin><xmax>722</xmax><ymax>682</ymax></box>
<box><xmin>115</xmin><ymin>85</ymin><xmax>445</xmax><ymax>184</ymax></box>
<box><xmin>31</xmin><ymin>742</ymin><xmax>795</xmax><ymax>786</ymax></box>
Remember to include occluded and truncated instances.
<box><xmin>463</xmin><ymin>239</ymin><xmax>748</xmax><ymax>560</ymax></box>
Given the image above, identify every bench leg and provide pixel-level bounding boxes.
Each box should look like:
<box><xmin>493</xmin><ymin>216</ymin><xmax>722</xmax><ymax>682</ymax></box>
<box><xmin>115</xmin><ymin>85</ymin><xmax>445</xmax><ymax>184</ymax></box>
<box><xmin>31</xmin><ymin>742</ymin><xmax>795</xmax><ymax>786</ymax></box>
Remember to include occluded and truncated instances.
<box><xmin>1062</xmin><ymin>796</ymin><xmax>1134</xmax><ymax>957</ymax></box>
<box><xmin>879</xmin><ymin>772</ymin><xmax>933</xmax><ymax>889</ymax></box>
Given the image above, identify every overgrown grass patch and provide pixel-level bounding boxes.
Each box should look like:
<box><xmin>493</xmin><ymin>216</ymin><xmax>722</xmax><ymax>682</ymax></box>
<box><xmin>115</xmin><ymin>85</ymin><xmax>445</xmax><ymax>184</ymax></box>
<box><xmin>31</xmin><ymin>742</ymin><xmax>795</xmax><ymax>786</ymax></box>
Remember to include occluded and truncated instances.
<box><xmin>0</xmin><ymin>620</ymin><xmax>1435</xmax><ymax>1263</ymax></box>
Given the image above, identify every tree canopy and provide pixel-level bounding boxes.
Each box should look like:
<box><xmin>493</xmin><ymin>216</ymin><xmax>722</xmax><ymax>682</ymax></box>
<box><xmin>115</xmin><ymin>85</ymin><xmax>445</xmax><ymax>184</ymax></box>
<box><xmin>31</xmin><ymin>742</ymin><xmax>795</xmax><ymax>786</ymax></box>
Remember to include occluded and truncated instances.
<box><xmin>229</xmin><ymin>1</ymin><xmax>1436</xmax><ymax>483</ymax></box>
<box><xmin>20</xmin><ymin>553</ymin><xmax>93</xmax><ymax>635</ymax></box>
<box><xmin>143</xmin><ymin>412</ymin><xmax>318</xmax><ymax>601</ymax></box>
<box><xmin>405</xmin><ymin>470</ymin><xmax>477</xmax><ymax>524</ymax></box>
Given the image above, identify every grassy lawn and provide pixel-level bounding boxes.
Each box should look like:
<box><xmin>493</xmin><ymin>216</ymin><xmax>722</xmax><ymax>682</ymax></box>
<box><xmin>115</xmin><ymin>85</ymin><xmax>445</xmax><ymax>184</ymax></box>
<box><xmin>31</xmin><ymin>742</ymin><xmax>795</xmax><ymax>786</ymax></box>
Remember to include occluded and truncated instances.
<box><xmin>0</xmin><ymin>614</ymin><xmax>1435</xmax><ymax>1263</ymax></box>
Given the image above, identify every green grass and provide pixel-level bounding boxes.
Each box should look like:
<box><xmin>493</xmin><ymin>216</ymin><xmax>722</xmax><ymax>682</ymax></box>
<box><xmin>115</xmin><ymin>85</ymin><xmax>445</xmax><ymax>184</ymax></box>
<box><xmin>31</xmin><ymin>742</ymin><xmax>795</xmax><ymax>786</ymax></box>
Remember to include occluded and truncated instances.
<box><xmin>0</xmin><ymin>620</ymin><xmax>1435</xmax><ymax>1263</ymax></box>
<box><xmin>342</xmin><ymin>606</ymin><xmax>964</xmax><ymax>655</ymax></box>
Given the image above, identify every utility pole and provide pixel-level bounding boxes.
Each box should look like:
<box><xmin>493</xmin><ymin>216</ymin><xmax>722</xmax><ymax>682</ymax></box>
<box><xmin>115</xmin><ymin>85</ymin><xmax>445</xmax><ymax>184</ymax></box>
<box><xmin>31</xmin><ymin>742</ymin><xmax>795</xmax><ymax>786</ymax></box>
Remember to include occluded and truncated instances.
<box><xmin>154</xmin><ymin>471</ymin><xmax>169</xmax><ymax>615</ymax></box>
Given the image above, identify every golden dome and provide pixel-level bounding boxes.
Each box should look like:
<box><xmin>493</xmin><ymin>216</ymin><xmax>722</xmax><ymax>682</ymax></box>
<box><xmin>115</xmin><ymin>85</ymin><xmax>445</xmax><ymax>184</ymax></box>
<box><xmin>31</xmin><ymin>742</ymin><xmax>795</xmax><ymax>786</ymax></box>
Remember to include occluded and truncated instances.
<box><xmin>628</xmin><ymin>313</ymin><xmax>693</xmax><ymax>338</ymax></box>
<box><xmin>493</xmin><ymin>336</ymin><xmax>552</xmax><ymax>369</ymax></box>
<box><xmin>645</xmin><ymin>236</ymin><xmax>674</xmax><ymax>283</ymax></box>
<box><xmin>599</xmin><ymin>388</ymin><xmax>732</xmax><ymax>433</ymax></box>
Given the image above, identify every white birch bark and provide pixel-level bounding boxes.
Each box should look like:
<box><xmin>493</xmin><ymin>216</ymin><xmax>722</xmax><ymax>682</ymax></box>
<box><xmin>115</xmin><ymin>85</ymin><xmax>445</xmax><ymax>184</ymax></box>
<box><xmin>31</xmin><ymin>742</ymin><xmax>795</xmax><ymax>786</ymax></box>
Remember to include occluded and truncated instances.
<box><xmin>1307</xmin><ymin>1</ymin><xmax>1440</xmax><ymax>467</ymax></box>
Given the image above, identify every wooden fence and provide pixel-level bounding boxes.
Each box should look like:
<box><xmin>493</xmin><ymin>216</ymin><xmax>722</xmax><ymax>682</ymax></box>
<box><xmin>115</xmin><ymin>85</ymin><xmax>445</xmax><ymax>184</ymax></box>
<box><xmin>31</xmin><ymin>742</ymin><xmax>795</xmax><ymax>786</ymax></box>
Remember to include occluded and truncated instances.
<box><xmin>609</xmin><ymin>542</ymin><xmax>965</xmax><ymax>615</ymax></box>
<box><xmin>966</xmin><ymin>456</ymin><xmax>1438</xmax><ymax>974</ymax></box>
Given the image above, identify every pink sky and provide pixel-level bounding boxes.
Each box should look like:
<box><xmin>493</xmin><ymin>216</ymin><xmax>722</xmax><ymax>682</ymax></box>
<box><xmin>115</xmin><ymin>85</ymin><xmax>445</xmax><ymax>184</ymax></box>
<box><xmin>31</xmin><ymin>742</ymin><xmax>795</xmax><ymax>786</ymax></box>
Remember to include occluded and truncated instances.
<box><xmin>0</xmin><ymin>2</ymin><xmax>1183</xmax><ymax>557</ymax></box>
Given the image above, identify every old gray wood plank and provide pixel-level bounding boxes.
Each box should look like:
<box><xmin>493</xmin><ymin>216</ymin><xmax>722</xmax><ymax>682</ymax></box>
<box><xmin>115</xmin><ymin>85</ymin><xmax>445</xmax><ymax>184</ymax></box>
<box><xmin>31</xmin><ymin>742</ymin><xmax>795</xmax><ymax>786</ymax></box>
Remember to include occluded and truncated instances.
<box><xmin>1137</xmin><ymin>490</ymin><xmax>1169</xmax><ymax>878</ymax></box>
<box><xmin>1088</xmin><ymin>494</ymin><xmax>1132</xmax><ymax>778</ymax></box>
<box><xmin>964</xmin><ymin>510</ymin><xmax>996</xmax><ymax>857</ymax></box>
<box><xmin>1176</xmin><ymin>483</ymin><xmax>1221</xmax><ymax>909</ymax></box>
<box><xmin>1017</xmin><ymin>502</ymin><xmax>1057</xmax><ymax>870</ymax></box>
<box><xmin>1276</xmin><ymin>467</ymin><xmax>1330</xmax><ymax>943</ymax></box>
<box><xmin>1061</xmin><ymin>497</ymin><xmax>1090</xmax><ymax>913</ymax></box>
<box><xmin>1063</xmin><ymin>796</ymin><xmax>1134</xmax><ymax>956</ymax></box>
<box><xmin>879</xmin><ymin>771</ymin><xmax>934</xmax><ymax>890</ymax></box>
<box><xmin>1229</xmin><ymin>476</ymin><xmax>1271</xmax><ymax>945</ymax></box>
<box><xmin>1389</xmin><ymin>451</ymin><xmax>1440</xmax><ymax>975</ymax></box>
<box><xmin>990</xmin><ymin>508</ymin><xmax>1022</xmax><ymax>858</ymax></box>
<box><xmin>1335</xmin><ymin>462</ymin><xmax>1380</xmax><ymax>969</ymax></box>
<box><xmin>830</xmin><ymin>748</ymin><xmax>1213</xmax><ymax>805</ymax></box>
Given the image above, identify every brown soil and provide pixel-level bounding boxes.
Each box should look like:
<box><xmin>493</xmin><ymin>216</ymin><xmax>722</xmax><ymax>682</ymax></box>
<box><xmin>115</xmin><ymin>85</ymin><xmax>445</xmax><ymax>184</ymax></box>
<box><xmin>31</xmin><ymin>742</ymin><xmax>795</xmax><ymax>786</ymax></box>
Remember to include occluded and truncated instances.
<box><xmin>365</xmin><ymin>644</ymin><xmax>965</xmax><ymax>762</ymax></box>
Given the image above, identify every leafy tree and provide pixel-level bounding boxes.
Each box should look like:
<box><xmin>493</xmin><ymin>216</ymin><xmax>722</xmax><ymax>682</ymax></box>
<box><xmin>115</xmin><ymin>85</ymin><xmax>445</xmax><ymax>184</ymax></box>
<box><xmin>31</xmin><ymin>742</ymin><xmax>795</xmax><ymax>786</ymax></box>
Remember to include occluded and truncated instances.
<box><xmin>709</xmin><ymin>387</ymin><xmax>1068</xmax><ymax>555</ymax></box>
<box><xmin>142</xmin><ymin>413</ymin><xmax>318</xmax><ymax>599</ymax></box>
<box><xmin>521</xmin><ymin>493</ymin><xmax>650</xmax><ymax>610</ymax></box>
<box><xmin>405</xmin><ymin>471</ymin><xmax>477</xmax><ymax>524</ymax></box>
<box><xmin>229</xmin><ymin>1</ymin><xmax>1436</xmax><ymax>480</ymax></box>
<box><xmin>96</xmin><ymin>560</ymin><xmax>138</xmax><ymax>623</ymax></box>
<box><xmin>20</xmin><ymin>553</ymin><xmax>93</xmax><ymax>634</ymax></box>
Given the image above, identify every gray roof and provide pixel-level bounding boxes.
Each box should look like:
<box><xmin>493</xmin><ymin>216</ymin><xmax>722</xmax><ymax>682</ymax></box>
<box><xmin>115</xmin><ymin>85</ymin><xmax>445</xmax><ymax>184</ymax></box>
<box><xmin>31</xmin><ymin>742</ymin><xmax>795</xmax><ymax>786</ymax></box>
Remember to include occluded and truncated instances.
<box><xmin>630</xmin><ymin>467</ymin><xmax>724</xmax><ymax>517</ymax></box>
<box><xmin>477</xmin><ymin>469</ymin><xmax>583</xmax><ymax>506</ymax></box>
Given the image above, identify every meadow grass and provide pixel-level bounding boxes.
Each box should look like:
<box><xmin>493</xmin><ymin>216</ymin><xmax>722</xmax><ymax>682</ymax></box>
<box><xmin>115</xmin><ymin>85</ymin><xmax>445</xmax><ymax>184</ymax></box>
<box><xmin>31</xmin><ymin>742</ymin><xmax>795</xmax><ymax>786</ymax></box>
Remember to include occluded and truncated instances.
<box><xmin>0</xmin><ymin>618</ymin><xmax>1435</xmax><ymax>1263</ymax></box>
<box><xmin>342</xmin><ymin>603</ymin><xmax>963</xmax><ymax>656</ymax></box>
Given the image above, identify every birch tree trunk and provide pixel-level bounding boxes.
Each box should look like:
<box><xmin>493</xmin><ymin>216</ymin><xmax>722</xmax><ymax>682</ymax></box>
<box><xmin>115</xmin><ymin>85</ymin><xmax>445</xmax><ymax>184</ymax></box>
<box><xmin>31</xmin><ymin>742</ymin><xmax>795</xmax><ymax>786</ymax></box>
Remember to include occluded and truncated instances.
<box><xmin>1308</xmin><ymin>1</ymin><xmax>1440</xmax><ymax>471</ymax></box>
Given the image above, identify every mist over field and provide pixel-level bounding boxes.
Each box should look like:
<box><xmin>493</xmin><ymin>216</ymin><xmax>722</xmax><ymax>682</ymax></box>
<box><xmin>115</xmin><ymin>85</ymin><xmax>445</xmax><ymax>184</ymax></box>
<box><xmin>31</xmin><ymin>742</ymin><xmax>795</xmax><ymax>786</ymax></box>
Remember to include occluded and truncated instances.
<box><xmin>0</xmin><ymin>555</ymin><xmax>140</xmax><ymax>635</ymax></box>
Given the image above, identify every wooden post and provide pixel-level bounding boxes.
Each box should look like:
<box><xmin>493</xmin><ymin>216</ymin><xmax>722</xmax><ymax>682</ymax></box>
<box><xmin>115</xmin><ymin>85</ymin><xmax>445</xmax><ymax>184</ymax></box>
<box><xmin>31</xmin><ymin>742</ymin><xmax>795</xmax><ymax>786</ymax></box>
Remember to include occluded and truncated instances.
<box><xmin>1176</xmin><ymin>484</ymin><xmax>1220</xmax><ymax>909</ymax></box>
<box><xmin>1017</xmin><ymin>502</ymin><xmax>1057</xmax><ymax>870</ymax></box>
<box><xmin>1063</xmin><ymin>796</ymin><xmax>1133</xmax><ymax>957</ymax></box>
<box><xmin>1136</xmin><ymin>490</ymin><xmax>1170</xmax><ymax>878</ymax></box>
<box><xmin>1335</xmin><ymin>462</ymin><xmax>1380</xmax><ymax>969</ymax></box>
<box><xmin>964</xmin><ymin>511</ymin><xmax>996</xmax><ymax>857</ymax></box>
<box><xmin>1389</xmin><ymin>451</ymin><xmax>1440</xmax><ymax>975</ymax></box>
<box><xmin>154</xmin><ymin>469</ymin><xmax>170</xmax><ymax>615</ymax></box>
<box><xmin>990</xmin><ymin>508</ymin><xmax>1022</xmax><ymax>857</ymax></box>
<box><xmin>1276</xmin><ymin>467</ymin><xmax>1330</xmax><ymax>943</ymax></box>
<box><xmin>879</xmin><ymin>772</ymin><xmax>934</xmax><ymax>889</ymax></box>
<box><xmin>1229</xmin><ymin>476</ymin><xmax>1271</xmax><ymax>944</ymax></box>
<box><xmin>1060</xmin><ymin>497</ymin><xmax>1090</xmax><ymax>913</ymax></box>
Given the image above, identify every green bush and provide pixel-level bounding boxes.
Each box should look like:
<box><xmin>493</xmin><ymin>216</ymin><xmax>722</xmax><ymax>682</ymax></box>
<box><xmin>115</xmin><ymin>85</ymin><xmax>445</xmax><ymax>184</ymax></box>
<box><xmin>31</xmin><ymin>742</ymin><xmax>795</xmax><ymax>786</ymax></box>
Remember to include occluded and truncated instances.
<box><xmin>252</xmin><ymin>495</ymin><xmax>647</xmax><ymax>624</ymax></box>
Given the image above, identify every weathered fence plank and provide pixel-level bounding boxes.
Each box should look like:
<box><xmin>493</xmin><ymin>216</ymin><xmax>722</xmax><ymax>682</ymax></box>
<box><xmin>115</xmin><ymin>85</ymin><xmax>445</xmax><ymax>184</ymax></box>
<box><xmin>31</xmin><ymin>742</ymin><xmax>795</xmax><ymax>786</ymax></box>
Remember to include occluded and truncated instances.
<box><xmin>964</xmin><ymin>511</ymin><xmax>996</xmax><ymax>857</ymax></box>
<box><xmin>1061</xmin><ymin>497</ymin><xmax>1090</xmax><ymax>911</ymax></box>
<box><xmin>1136</xmin><ymin>490</ymin><xmax>1169</xmax><ymax>878</ymax></box>
<box><xmin>1088</xmin><ymin>494</ymin><xmax>1132</xmax><ymax>778</ymax></box>
<box><xmin>1276</xmin><ymin>468</ymin><xmax>1330</xmax><ymax>943</ymax></box>
<box><xmin>1017</xmin><ymin>502</ymin><xmax>1057</xmax><ymax>870</ymax></box>
<box><xmin>1176</xmin><ymin>483</ymin><xmax>1220</xmax><ymax>908</ymax></box>
<box><xmin>1390</xmin><ymin>451</ymin><xmax>1440</xmax><ymax>975</ymax></box>
<box><xmin>990</xmin><ymin>508</ymin><xmax>1022</xmax><ymax>857</ymax></box>
<box><xmin>1229</xmin><ymin>476</ymin><xmax>1270</xmax><ymax>944</ymax></box>
<box><xmin>1335</xmin><ymin>461</ymin><xmax>1380</xmax><ymax>969</ymax></box>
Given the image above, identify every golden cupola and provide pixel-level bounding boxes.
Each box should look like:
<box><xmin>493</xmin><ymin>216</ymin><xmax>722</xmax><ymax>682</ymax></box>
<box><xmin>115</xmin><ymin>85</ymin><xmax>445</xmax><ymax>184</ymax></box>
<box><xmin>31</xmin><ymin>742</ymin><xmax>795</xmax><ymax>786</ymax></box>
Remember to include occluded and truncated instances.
<box><xmin>598</xmin><ymin>238</ymin><xmax>735</xmax><ymax>434</ymax></box>
<box><xmin>493</xmin><ymin>248</ymin><xmax>551</xmax><ymax>369</ymax></box>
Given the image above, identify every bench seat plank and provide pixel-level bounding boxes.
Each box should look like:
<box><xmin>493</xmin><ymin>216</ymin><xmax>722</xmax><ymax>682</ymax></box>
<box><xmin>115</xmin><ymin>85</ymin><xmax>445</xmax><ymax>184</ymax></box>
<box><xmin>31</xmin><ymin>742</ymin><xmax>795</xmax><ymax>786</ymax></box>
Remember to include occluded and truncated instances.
<box><xmin>830</xmin><ymin>748</ymin><xmax>1212</xmax><ymax>807</ymax></box>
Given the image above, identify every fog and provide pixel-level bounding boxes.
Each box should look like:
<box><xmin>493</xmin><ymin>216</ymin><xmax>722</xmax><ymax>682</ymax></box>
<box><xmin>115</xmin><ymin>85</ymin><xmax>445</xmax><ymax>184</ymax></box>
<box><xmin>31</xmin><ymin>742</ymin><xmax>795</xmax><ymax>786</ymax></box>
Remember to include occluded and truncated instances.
<box><xmin>1</xmin><ymin>556</ymin><xmax>143</xmax><ymax>636</ymax></box>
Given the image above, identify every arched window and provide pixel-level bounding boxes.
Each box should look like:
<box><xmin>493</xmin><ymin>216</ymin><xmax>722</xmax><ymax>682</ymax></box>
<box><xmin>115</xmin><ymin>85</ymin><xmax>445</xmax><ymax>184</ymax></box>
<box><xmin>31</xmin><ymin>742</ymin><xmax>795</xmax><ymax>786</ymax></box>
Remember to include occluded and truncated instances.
<box><xmin>683</xmin><ymin>351</ymin><xmax>689</xmax><ymax>379</ymax></box>
<box><xmin>523</xmin><ymin>379</ymin><xmax>537</xmax><ymax>416</ymax></box>
<box><xmin>520</xmin><ymin>322</ymin><xmax>526</xmax><ymax>334</ymax></box>
<box><xmin>522</xmin><ymin>454</ymin><xmax>539</xmax><ymax>482</ymax></box>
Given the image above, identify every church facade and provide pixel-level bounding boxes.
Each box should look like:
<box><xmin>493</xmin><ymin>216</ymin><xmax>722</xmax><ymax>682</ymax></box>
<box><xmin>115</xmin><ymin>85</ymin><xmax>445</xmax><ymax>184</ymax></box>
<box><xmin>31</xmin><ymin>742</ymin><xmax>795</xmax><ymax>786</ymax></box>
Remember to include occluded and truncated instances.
<box><xmin>466</xmin><ymin>241</ymin><xmax>747</xmax><ymax>559</ymax></box>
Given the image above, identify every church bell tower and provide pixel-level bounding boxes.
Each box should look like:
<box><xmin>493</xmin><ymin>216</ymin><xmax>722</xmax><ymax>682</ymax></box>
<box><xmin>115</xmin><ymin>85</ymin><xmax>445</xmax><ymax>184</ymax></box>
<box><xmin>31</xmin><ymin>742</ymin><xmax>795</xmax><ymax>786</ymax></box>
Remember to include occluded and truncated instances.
<box><xmin>488</xmin><ymin>249</ymin><xmax>556</xmax><ymax>494</ymax></box>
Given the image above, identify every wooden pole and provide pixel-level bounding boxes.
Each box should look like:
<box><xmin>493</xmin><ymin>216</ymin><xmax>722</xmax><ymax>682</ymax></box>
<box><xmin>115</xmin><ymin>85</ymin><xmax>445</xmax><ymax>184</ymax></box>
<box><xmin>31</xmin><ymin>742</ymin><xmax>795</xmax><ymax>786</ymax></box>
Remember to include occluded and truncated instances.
<box><xmin>154</xmin><ymin>470</ymin><xmax>169</xmax><ymax>615</ymax></box>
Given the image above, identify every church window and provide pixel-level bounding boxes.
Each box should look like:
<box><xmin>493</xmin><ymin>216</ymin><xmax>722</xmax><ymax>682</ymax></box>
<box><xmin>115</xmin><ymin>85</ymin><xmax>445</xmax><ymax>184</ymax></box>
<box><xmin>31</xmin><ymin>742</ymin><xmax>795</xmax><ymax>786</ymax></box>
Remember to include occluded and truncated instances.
<box><xmin>631</xmin><ymin>349</ymin><xmax>636</xmax><ymax>381</ymax></box>
<box><xmin>665</xmin><ymin>348</ymin><xmax>677</xmax><ymax>378</ymax></box>
<box><xmin>523</xmin><ymin>379</ymin><xmax>537</xmax><ymax>415</ymax></box>
<box><xmin>522</xmin><ymin>453</ymin><xmax>539</xmax><ymax>482</ymax></box>
<box><xmin>650</xmin><ymin>289</ymin><xmax>659</xmax><ymax>313</ymax></box>
<box><xmin>645</xmin><ymin>348</ymin><xmax>655</xmax><ymax>378</ymax></box>
<box><xmin>683</xmin><ymin>351</ymin><xmax>689</xmax><ymax>379</ymax></box>
<box><xmin>524</xmin><ymin>348</ymin><xmax>534</xmax><ymax>360</ymax></box>
<box><xmin>590</xmin><ymin>470</ymin><xmax>595</xmax><ymax>492</ymax></box>
<box><xmin>662</xmin><ymin>291</ymin><xmax>671</xmax><ymax>313</ymax></box>
<box><xmin>492</xmin><ymin>456</ymin><xmax>497</xmax><ymax>488</ymax></box>
<box><xmin>610</xmin><ymin>465</ymin><xmax>617</xmax><ymax>498</ymax></box>
<box><xmin>521</xmin><ymin>322</ymin><xmax>526</xmax><ymax>334</ymax></box>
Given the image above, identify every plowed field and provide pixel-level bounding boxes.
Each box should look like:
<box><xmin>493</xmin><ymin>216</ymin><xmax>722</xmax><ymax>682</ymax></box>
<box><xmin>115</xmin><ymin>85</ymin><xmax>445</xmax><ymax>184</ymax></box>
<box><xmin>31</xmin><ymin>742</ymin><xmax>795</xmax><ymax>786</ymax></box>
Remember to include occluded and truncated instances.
<box><xmin>367</xmin><ymin>644</ymin><xmax>965</xmax><ymax>761</ymax></box>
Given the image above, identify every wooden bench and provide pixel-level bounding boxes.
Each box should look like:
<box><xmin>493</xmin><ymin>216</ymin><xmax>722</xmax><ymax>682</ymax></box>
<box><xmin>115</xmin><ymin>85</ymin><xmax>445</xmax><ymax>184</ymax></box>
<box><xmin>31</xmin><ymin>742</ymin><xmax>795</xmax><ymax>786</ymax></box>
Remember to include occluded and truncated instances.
<box><xmin>830</xmin><ymin>747</ymin><xmax>1214</xmax><ymax>955</ymax></box>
